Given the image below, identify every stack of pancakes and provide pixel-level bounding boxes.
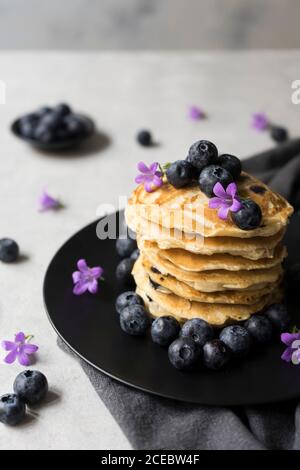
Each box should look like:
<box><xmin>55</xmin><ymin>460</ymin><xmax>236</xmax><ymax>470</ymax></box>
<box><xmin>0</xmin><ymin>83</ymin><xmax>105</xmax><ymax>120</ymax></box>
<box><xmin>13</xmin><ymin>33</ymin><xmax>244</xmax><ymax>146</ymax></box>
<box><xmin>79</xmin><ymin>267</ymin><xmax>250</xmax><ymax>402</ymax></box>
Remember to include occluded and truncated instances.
<box><xmin>125</xmin><ymin>172</ymin><xmax>293</xmax><ymax>327</ymax></box>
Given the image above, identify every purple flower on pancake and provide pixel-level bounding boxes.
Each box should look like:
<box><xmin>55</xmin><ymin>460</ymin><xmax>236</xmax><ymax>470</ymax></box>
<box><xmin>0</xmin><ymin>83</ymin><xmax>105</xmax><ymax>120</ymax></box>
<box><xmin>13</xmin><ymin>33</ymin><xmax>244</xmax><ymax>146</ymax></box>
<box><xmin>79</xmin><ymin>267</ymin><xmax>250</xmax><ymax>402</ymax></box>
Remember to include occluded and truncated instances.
<box><xmin>188</xmin><ymin>105</ymin><xmax>204</xmax><ymax>121</ymax></box>
<box><xmin>281</xmin><ymin>332</ymin><xmax>300</xmax><ymax>365</ymax></box>
<box><xmin>135</xmin><ymin>162</ymin><xmax>163</xmax><ymax>193</ymax></box>
<box><xmin>209</xmin><ymin>182</ymin><xmax>242</xmax><ymax>220</ymax></box>
<box><xmin>251</xmin><ymin>113</ymin><xmax>269</xmax><ymax>131</ymax></box>
<box><xmin>2</xmin><ymin>332</ymin><xmax>38</xmax><ymax>366</ymax></box>
<box><xmin>72</xmin><ymin>259</ymin><xmax>104</xmax><ymax>295</ymax></box>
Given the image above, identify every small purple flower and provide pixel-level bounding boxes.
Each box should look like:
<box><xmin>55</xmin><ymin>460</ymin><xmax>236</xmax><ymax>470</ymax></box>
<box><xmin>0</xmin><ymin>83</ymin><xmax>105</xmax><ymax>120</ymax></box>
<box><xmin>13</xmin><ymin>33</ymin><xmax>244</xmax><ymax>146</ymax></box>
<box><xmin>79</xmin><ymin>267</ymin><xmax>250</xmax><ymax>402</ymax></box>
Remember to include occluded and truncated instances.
<box><xmin>208</xmin><ymin>182</ymin><xmax>242</xmax><ymax>220</ymax></box>
<box><xmin>251</xmin><ymin>113</ymin><xmax>269</xmax><ymax>131</ymax></box>
<box><xmin>281</xmin><ymin>332</ymin><xmax>300</xmax><ymax>365</ymax></box>
<box><xmin>135</xmin><ymin>162</ymin><xmax>163</xmax><ymax>193</ymax></box>
<box><xmin>72</xmin><ymin>259</ymin><xmax>104</xmax><ymax>295</ymax></box>
<box><xmin>38</xmin><ymin>190</ymin><xmax>60</xmax><ymax>211</ymax></box>
<box><xmin>188</xmin><ymin>105</ymin><xmax>205</xmax><ymax>121</ymax></box>
<box><xmin>1</xmin><ymin>332</ymin><xmax>38</xmax><ymax>366</ymax></box>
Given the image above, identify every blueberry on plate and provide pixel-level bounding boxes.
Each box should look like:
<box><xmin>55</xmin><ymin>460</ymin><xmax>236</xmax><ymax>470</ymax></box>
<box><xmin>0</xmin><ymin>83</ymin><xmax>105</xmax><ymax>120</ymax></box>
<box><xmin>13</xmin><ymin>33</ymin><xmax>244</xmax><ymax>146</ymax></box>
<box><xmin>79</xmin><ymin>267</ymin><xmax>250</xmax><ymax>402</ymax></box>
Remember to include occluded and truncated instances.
<box><xmin>13</xmin><ymin>370</ymin><xmax>48</xmax><ymax>406</ymax></box>
<box><xmin>180</xmin><ymin>318</ymin><xmax>214</xmax><ymax>348</ymax></box>
<box><xmin>0</xmin><ymin>394</ymin><xmax>26</xmax><ymax>426</ymax></box>
<box><xmin>168</xmin><ymin>337</ymin><xmax>200</xmax><ymax>370</ymax></box>
<box><xmin>245</xmin><ymin>314</ymin><xmax>273</xmax><ymax>343</ymax></box>
<box><xmin>219</xmin><ymin>325</ymin><xmax>252</xmax><ymax>357</ymax></box>
<box><xmin>166</xmin><ymin>160</ymin><xmax>195</xmax><ymax>188</ymax></box>
<box><xmin>136</xmin><ymin>130</ymin><xmax>152</xmax><ymax>147</ymax></box>
<box><xmin>115</xmin><ymin>258</ymin><xmax>135</xmax><ymax>286</ymax></box>
<box><xmin>218</xmin><ymin>154</ymin><xmax>242</xmax><ymax>179</ymax></box>
<box><xmin>231</xmin><ymin>198</ymin><xmax>262</xmax><ymax>230</ymax></box>
<box><xmin>186</xmin><ymin>140</ymin><xmax>218</xmax><ymax>173</ymax></box>
<box><xmin>54</xmin><ymin>103</ymin><xmax>71</xmax><ymax>117</ymax></box>
<box><xmin>151</xmin><ymin>316</ymin><xmax>180</xmax><ymax>346</ymax></box>
<box><xmin>116</xmin><ymin>237</ymin><xmax>137</xmax><ymax>258</ymax></box>
<box><xmin>265</xmin><ymin>304</ymin><xmax>291</xmax><ymax>332</ymax></box>
<box><xmin>271</xmin><ymin>126</ymin><xmax>289</xmax><ymax>143</ymax></box>
<box><xmin>0</xmin><ymin>238</ymin><xmax>19</xmax><ymax>263</ymax></box>
<box><xmin>203</xmin><ymin>339</ymin><xmax>231</xmax><ymax>370</ymax></box>
<box><xmin>119</xmin><ymin>304</ymin><xmax>150</xmax><ymax>336</ymax></box>
<box><xmin>198</xmin><ymin>164</ymin><xmax>233</xmax><ymax>197</ymax></box>
<box><xmin>115</xmin><ymin>291</ymin><xmax>144</xmax><ymax>315</ymax></box>
<box><xmin>130</xmin><ymin>248</ymin><xmax>140</xmax><ymax>261</ymax></box>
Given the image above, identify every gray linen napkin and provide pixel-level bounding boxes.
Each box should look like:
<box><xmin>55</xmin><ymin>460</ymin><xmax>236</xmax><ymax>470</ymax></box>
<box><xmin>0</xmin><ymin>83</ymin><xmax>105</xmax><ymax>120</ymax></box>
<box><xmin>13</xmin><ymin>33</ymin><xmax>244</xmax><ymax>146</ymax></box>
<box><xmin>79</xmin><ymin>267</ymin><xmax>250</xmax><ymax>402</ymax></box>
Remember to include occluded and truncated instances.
<box><xmin>59</xmin><ymin>138</ymin><xmax>300</xmax><ymax>450</ymax></box>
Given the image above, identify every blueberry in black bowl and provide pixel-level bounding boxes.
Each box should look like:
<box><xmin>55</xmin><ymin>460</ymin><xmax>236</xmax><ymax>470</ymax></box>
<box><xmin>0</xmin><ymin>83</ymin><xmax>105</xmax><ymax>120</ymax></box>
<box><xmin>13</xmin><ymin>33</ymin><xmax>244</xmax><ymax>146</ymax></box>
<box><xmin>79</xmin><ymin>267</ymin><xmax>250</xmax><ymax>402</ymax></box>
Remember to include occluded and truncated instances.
<box><xmin>199</xmin><ymin>164</ymin><xmax>233</xmax><ymax>197</ymax></box>
<box><xmin>0</xmin><ymin>394</ymin><xmax>26</xmax><ymax>426</ymax></box>
<box><xmin>13</xmin><ymin>370</ymin><xmax>48</xmax><ymax>406</ymax></box>
<box><xmin>186</xmin><ymin>140</ymin><xmax>218</xmax><ymax>174</ymax></box>
<box><xmin>218</xmin><ymin>154</ymin><xmax>242</xmax><ymax>179</ymax></box>
<box><xmin>151</xmin><ymin>316</ymin><xmax>180</xmax><ymax>346</ymax></box>
<box><xmin>231</xmin><ymin>198</ymin><xmax>262</xmax><ymax>230</ymax></box>
<box><xmin>11</xmin><ymin>103</ymin><xmax>95</xmax><ymax>151</ymax></box>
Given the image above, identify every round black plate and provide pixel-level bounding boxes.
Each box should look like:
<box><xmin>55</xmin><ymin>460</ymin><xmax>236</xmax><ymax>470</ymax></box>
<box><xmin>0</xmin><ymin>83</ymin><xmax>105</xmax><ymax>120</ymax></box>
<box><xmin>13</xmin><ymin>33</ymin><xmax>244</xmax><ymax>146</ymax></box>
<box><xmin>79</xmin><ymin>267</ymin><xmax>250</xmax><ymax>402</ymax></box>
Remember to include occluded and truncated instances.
<box><xmin>11</xmin><ymin>113</ymin><xmax>95</xmax><ymax>151</ymax></box>
<box><xmin>43</xmin><ymin>212</ymin><xmax>300</xmax><ymax>405</ymax></box>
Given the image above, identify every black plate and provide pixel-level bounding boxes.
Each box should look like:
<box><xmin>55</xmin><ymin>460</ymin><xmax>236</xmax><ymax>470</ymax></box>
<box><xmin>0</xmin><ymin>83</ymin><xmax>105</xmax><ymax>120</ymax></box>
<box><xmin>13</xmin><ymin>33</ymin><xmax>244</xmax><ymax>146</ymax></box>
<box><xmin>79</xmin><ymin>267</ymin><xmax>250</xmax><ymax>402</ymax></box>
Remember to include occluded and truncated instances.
<box><xmin>11</xmin><ymin>113</ymin><xmax>95</xmax><ymax>151</ymax></box>
<box><xmin>43</xmin><ymin>211</ymin><xmax>300</xmax><ymax>406</ymax></box>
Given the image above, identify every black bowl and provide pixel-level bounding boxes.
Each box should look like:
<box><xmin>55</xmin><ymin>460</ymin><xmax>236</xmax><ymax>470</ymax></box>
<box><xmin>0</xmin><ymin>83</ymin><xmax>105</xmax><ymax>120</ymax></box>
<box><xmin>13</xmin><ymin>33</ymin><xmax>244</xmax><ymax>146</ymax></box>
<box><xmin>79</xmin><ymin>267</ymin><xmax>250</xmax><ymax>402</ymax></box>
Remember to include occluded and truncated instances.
<box><xmin>11</xmin><ymin>113</ymin><xmax>95</xmax><ymax>151</ymax></box>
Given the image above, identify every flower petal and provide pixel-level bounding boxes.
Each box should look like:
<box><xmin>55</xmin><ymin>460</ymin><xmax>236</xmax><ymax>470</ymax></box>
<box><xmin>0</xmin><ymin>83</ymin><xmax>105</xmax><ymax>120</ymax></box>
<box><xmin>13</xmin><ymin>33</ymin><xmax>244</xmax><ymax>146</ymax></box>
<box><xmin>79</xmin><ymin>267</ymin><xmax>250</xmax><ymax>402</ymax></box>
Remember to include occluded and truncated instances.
<box><xmin>137</xmin><ymin>162</ymin><xmax>149</xmax><ymax>174</ymax></box>
<box><xmin>230</xmin><ymin>198</ymin><xmax>242</xmax><ymax>213</ymax></box>
<box><xmin>22</xmin><ymin>343</ymin><xmax>39</xmax><ymax>354</ymax></box>
<box><xmin>152</xmin><ymin>175</ymin><xmax>163</xmax><ymax>188</ymax></box>
<box><xmin>72</xmin><ymin>271</ymin><xmax>82</xmax><ymax>283</ymax></box>
<box><xmin>281</xmin><ymin>332</ymin><xmax>296</xmax><ymax>346</ymax></box>
<box><xmin>88</xmin><ymin>279</ymin><xmax>98</xmax><ymax>294</ymax></box>
<box><xmin>281</xmin><ymin>347</ymin><xmax>293</xmax><ymax>362</ymax></box>
<box><xmin>73</xmin><ymin>281</ymin><xmax>88</xmax><ymax>295</ymax></box>
<box><xmin>209</xmin><ymin>197</ymin><xmax>222</xmax><ymax>209</ymax></box>
<box><xmin>4</xmin><ymin>349</ymin><xmax>17</xmax><ymax>364</ymax></box>
<box><xmin>90</xmin><ymin>267</ymin><xmax>103</xmax><ymax>278</ymax></box>
<box><xmin>213</xmin><ymin>182</ymin><xmax>227</xmax><ymax>199</ymax></box>
<box><xmin>18</xmin><ymin>352</ymin><xmax>31</xmax><ymax>366</ymax></box>
<box><xmin>135</xmin><ymin>174</ymin><xmax>146</xmax><ymax>184</ymax></box>
<box><xmin>1</xmin><ymin>341</ymin><xmax>16</xmax><ymax>351</ymax></box>
<box><xmin>144</xmin><ymin>181</ymin><xmax>154</xmax><ymax>192</ymax></box>
<box><xmin>15</xmin><ymin>332</ymin><xmax>26</xmax><ymax>343</ymax></box>
<box><xmin>218</xmin><ymin>205</ymin><xmax>230</xmax><ymax>220</ymax></box>
<box><xmin>226</xmin><ymin>182</ymin><xmax>237</xmax><ymax>198</ymax></box>
<box><xmin>149</xmin><ymin>162</ymin><xmax>159</xmax><ymax>173</ymax></box>
<box><xmin>77</xmin><ymin>259</ymin><xmax>88</xmax><ymax>273</ymax></box>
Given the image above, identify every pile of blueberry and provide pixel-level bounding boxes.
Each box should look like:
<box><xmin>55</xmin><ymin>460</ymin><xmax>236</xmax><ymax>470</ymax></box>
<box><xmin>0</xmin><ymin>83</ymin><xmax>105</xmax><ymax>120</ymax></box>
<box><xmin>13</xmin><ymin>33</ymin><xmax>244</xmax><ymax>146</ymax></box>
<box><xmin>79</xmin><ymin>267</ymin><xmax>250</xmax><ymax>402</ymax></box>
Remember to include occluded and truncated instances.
<box><xmin>0</xmin><ymin>370</ymin><xmax>48</xmax><ymax>426</ymax></box>
<box><xmin>115</xmin><ymin>291</ymin><xmax>290</xmax><ymax>371</ymax></box>
<box><xmin>166</xmin><ymin>140</ymin><xmax>262</xmax><ymax>231</ymax></box>
<box><xmin>0</xmin><ymin>238</ymin><xmax>19</xmax><ymax>263</ymax></box>
<box><xmin>115</xmin><ymin>236</ymin><xmax>139</xmax><ymax>287</ymax></box>
<box><xmin>17</xmin><ymin>103</ymin><xmax>91</xmax><ymax>144</ymax></box>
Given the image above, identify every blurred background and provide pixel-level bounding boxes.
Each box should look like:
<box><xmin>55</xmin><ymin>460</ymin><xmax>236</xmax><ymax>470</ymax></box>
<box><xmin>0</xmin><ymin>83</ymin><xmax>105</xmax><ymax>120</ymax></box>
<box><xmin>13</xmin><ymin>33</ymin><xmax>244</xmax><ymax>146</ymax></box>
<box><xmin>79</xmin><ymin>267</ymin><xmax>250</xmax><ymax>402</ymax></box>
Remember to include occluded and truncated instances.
<box><xmin>1</xmin><ymin>0</ymin><xmax>300</xmax><ymax>49</ymax></box>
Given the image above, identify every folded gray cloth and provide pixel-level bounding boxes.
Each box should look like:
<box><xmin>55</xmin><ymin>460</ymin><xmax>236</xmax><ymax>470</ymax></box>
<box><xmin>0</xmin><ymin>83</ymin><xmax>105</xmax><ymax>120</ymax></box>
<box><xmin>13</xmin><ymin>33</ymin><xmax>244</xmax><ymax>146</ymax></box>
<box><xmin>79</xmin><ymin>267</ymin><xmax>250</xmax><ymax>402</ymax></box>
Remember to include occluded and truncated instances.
<box><xmin>59</xmin><ymin>138</ymin><xmax>300</xmax><ymax>450</ymax></box>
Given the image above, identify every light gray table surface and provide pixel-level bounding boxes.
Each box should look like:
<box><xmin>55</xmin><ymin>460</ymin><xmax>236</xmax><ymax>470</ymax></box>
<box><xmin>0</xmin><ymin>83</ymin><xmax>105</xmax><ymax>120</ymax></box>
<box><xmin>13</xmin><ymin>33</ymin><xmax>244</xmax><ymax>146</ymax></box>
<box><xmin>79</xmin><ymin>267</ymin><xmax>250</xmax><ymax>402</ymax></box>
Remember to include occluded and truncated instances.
<box><xmin>0</xmin><ymin>51</ymin><xmax>299</xmax><ymax>450</ymax></box>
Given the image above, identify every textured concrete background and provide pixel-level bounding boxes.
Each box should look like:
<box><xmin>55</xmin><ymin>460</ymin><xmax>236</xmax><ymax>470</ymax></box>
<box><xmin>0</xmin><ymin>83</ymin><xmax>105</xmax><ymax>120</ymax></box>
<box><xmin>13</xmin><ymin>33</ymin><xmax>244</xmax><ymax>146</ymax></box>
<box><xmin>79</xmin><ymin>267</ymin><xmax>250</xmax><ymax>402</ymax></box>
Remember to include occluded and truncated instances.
<box><xmin>0</xmin><ymin>0</ymin><xmax>300</xmax><ymax>49</ymax></box>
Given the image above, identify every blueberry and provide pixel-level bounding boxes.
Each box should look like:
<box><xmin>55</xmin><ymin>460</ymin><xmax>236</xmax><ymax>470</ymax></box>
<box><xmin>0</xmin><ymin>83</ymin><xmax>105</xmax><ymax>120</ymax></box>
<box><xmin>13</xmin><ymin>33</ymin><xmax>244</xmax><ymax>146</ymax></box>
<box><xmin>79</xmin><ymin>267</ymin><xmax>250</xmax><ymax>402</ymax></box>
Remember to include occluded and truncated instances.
<box><xmin>0</xmin><ymin>238</ymin><xmax>19</xmax><ymax>263</ymax></box>
<box><xmin>151</xmin><ymin>316</ymin><xmax>180</xmax><ymax>346</ymax></box>
<box><xmin>198</xmin><ymin>164</ymin><xmax>233</xmax><ymax>197</ymax></box>
<box><xmin>64</xmin><ymin>115</ymin><xmax>85</xmax><ymax>137</ymax></box>
<box><xmin>186</xmin><ymin>140</ymin><xmax>218</xmax><ymax>174</ymax></box>
<box><xmin>218</xmin><ymin>154</ymin><xmax>242</xmax><ymax>179</ymax></box>
<box><xmin>166</xmin><ymin>160</ymin><xmax>195</xmax><ymax>189</ymax></box>
<box><xmin>13</xmin><ymin>370</ymin><xmax>48</xmax><ymax>406</ymax></box>
<box><xmin>168</xmin><ymin>337</ymin><xmax>200</xmax><ymax>370</ymax></box>
<box><xmin>203</xmin><ymin>339</ymin><xmax>231</xmax><ymax>370</ymax></box>
<box><xmin>137</xmin><ymin>130</ymin><xmax>152</xmax><ymax>147</ymax></box>
<box><xmin>130</xmin><ymin>248</ymin><xmax>140</xmax><ymax>261</ymax></box>
<box><xmin>19</xmin><ymin>121</ymin><xmax>35</xmax><ymax>139</ymax></box>
<box><xmin>231</xmin><ymin>198</ymin><xmax>262</xmax><ymax>230</ymax></box>
<box><xmin>116</xmin><ymin>237</ymin><xmax>137</xmax><ymax>258</ymax></box>
<box><xmin>219</xmin><ymin>325</ymin><xmax>252</xmax><ymax>357</ymax></box>
<box><xmin>34</xmin><ymin>123</ymin><xmax>54</xmax><ymax>143</ymax></box>
<box><xmin>115</xmin><ymin>291</ymin><xmax>144</xmax><ymax>315</ymax></box>
<box><xmin>180</xmin><ymin>318</ymin><xmax>214</xmax><ymax>348</ymax></box>
<box><xmin>115</xmin><ymin>258</ymin><xmax>135</xmax><ymax>286</ymax></box>
<box><xmin>40</xmin><ymin>111</ymin><xmax>62</xmax><ymax>130</ymax></box>
<box><xmin>0</xmin><ymin>394</ymin><xmax>26</xmax><ymax>426</ymax></box>
<box><xmin>20</xmin><ymin>112</ymin><xmax>38</xmax><ymax>125</ymax></box>
<box><xmin>245</xmin><ymin>314</ymin><xmax>273</xmax><ymax>343</ymax></box>
<box><xmin>120</xmin><ymin>304</ymin><xmax>150</xmax><ymax>336</ymax></box>
<box><xmin>265</xmin><ymin>304</ymin><xmax>290</xmax><ymax>332</ymax></box>
<box><xmin>54</xmin><ymin>103</ymin><xmax>71</xmax><ymax>117</ymax></box>
<box><xmin>36</xmin><ymin>106</ymin><xmax>51</xmax><ymax>118</ymax></box>
<box><xmin>271</xmin><ymin>126</ymin><xmax>289</xmax><ymax>143</ymax></box>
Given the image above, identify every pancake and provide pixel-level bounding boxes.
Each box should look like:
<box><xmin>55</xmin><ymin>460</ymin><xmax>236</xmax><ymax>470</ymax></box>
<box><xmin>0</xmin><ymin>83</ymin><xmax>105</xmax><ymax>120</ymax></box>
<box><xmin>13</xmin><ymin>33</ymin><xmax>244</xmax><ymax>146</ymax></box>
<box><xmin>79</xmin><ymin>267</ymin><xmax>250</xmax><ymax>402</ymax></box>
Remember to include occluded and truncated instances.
<box><xmin>141</xmin><ymin>249</ymin><xmax>283</xmax><ymax>292</ymax></box>
<box><xmin>139</xmin><ymin>256</ymin><xmax>281</xmax><ymax>305</ymax></box>
<box><xmin>127</xmin><ymin>210</ymin><xmax>285</xmax><ymax>260</ymax></box>
<box><xmin>139</xmin><ymin>239</ymin><xmax>287</xmax><ymax>272</ymax></box>
<box><xmin>134</xmin><ymin>269</ymin><xmax>283</xmax><ymax>326</ymax></box>
<box><xmin>126</xmin><ymin>171</ymin><xmax>293</xmax><ymax>239</ymax></box>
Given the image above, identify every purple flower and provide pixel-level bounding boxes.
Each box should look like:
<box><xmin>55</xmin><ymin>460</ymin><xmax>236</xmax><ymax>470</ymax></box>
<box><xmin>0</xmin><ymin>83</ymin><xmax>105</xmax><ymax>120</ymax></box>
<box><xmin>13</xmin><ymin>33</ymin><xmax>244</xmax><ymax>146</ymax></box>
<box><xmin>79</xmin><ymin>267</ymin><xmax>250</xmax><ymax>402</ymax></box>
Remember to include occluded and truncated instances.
<box><xmin>38</xmin><ymin>190</ymin><xmax>60</xmax><ymax>211</ymax></box>
<box><xmin>2</xmin><ymin>332</ymin><xmax>38</xmax><ymax>366</ymax></box>
<box><xmin>208</xmin><ymin>182</ymin><xmax>242</xmax><ymax>220</ymax></box>
<box><xmin>188</xmin><ymin>105</ymin><xmax>205</xmax><ymax>121</ymax></box>
<box><xmin>72</xmin><ymin>259</ymin><xmax>104</xmax><ymax>295</ymax></box>
<box><xmin>135</xmin><ymin>162</ymin><xmax>163</xmax><ymax>193</ymax></box>
<box><xmin>281</xmin><ymin>332</ymin><xmax>300</xmax><ymax>365</ymax></box>
<box><xmin>251</xmin><ymin>113</ymin><xmax>269</xmax><ymax>131</ymax></box>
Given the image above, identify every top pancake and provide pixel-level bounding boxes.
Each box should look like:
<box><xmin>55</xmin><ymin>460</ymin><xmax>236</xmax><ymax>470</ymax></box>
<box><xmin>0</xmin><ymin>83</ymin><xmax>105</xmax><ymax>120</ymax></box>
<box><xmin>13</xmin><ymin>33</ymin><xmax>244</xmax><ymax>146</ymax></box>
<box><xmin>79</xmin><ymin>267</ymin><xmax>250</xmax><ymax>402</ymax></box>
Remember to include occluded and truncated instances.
<box><xmin>126</xmin><ymin>172</ymin><xmax>293</xmax><ymax>238</ymax></box>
